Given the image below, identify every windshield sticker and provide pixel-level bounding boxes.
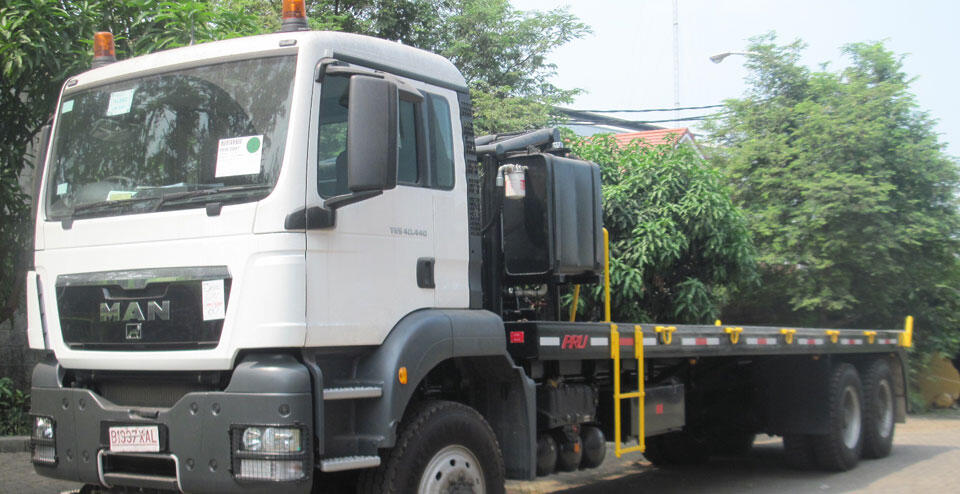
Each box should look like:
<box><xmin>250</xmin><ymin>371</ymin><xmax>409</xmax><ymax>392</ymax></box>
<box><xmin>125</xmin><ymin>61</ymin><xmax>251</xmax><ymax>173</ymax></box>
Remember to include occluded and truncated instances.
<box><xmin>106</xmin><ymin>88</ymin><xmax>135</xmax><ymax>116</ymax></box>
<box><xmin>62</xmin><ymin>100</ymin><xmax>74</xmax><ymax>114</ymax></box>
<box><xmin>215</xmin><ymin>135</ymin><xmax>263</xmax><ymax>177</ymax></box>
<box><xmin>106</xmin><ymin>190</ymin><xmax>134</xmax><ymax>201</ymax></box>
<box><xmin>56</xmin><ymin>183</ymin><xmax>68</xmax><ymax>196</ymax></box>
<box><xmin>201</xmin><ymin>279</ymin><xmax>226</xmax><ymax>321</ymax></box>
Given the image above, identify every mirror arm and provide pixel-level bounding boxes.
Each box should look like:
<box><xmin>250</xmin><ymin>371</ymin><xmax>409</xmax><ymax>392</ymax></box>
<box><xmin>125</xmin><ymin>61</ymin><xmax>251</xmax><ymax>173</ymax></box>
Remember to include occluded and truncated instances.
<box><xmin>284</xmin><ymin>205</ymin><xmax>336</xmax><ymax>230</ymax></box>
<box><xmin>323</xmin><ymin>190</ymin><xmax>382</xmax><ymax>210</ymax></box>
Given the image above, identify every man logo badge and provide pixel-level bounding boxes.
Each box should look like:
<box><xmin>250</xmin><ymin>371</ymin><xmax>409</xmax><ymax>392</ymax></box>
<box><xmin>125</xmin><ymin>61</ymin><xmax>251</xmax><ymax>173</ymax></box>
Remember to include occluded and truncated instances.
<box><xmin>100</xmin><ymin>301</ymin><xmax>170</xmax><ymax>322</ymax></box>
<box><xmin>125</xmin><ymin>323</ymin><xmax>142</xmax><ymax>340</ymax></box>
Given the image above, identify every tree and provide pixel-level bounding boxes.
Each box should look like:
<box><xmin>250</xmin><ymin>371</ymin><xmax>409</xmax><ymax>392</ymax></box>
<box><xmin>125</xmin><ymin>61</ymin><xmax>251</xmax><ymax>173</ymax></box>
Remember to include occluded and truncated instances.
<box><xmin>570</xmin><ymin>135</ymin><xmax>756</xmax><ymax>323</ymax></box>
<box><xmin>304</xmin><ymin>0</ymin><xmax>590</xmax><ymax>133</ymax></box>
<box><xmin>0</xmin><ymin>0</ymin><xmax>266</xmax><ymax>325</ymax></box>
<box><xmin>0</xmin><ymin>0</ymin><xmax>586</xmax><ymax>324</ymax></box>
<box><xmin>706</xmin><ymin>34</ymin><xmax>960</xmax><ymax>356</ymax></box>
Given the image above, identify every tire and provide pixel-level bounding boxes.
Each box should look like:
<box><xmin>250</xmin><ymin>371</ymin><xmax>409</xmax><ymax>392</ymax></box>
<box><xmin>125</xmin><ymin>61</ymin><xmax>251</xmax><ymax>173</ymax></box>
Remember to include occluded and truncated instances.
<box><xmin>553</xmin><ymin>428</ymin><xmax>582</xmax><ymax>472</ymax></box>
<box><xmin>642</xmin><ymin>431</ymin><xmax>710</xmax><ymax>466</ymax></box>
<box><xmin>811</xmin><ymin>363</ymin><xmax>863</xmax><ymax>471</ymax></box>
<box><xmin>535</xmin><ymin>434</ymin><xmax>558</xmax><ymax>476</ymax></box>
<box><xmin>861</xmin><ymin>359</ymin><xmax>896</xmax><ymax>459</ymax></box>
<box><xmin>579</xmin><ymin>425</ymin><xmax>606</xmax><ymax>469</ymax></box>
<box><xmin>357</xmin><ymin>400</ymin><xmax>505</xmax><ymax>494</ymax></box>
<box><xmin>782</xmin><ymin>434</ymin><xmax>817</xmax><ymax>470</ymax></box>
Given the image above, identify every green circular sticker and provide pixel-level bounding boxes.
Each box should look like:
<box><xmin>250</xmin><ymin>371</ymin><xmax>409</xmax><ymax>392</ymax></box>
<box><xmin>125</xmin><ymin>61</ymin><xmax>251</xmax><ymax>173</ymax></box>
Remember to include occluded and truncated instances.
<box><xmin>246</xmin><ymin>137</ymin><xmax>261</xmax><ymax>153</ymax></box>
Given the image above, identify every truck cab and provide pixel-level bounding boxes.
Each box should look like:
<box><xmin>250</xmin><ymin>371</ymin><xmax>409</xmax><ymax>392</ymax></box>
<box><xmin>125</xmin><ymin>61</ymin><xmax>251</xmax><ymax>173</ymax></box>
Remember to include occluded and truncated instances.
<box><xmin>27</xmin><ymin>28</ymin><xmax>527</xmax><ymax>493</ymax></box>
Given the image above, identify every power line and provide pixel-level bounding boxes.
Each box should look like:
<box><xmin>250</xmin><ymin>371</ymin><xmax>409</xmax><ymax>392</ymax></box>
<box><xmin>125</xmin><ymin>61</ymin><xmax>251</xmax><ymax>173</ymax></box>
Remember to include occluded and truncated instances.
<box><xmin>625</xmin><ymin>112</ymin><xmax>728</xmax><ymax>124</ymax></box>
<box><xmin>568</xmin><ymin>103</ymin><xmax>726</xmax><ymax>114</ymax></box>
<box><xmin>568</xmin><ymin>111</ymin><xmax>729</xmax><ymax>126</ymax></box>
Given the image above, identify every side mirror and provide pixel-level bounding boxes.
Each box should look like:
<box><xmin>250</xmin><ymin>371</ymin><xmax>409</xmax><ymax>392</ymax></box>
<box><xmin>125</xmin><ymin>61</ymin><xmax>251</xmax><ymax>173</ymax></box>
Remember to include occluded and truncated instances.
<box><xmin>347</xmin><ymin>76</ymin><xmax>398</xmax><ymax>192</ymax></box>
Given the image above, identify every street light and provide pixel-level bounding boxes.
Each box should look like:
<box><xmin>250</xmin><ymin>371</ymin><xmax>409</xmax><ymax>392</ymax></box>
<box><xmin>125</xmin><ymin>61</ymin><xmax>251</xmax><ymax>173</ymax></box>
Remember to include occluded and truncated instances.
<box><xmin>709</xmin><ymin>51</ymin><xmax>761</xmax><ymax>64</ymax></box>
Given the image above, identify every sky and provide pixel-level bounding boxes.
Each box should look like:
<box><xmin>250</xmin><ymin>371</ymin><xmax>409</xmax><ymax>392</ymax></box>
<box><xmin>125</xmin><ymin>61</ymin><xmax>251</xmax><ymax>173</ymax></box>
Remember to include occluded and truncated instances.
<box><xmin>511</xmin><ymin>0</ymin><xmax>960</xmax><ymax>158</ymax></box>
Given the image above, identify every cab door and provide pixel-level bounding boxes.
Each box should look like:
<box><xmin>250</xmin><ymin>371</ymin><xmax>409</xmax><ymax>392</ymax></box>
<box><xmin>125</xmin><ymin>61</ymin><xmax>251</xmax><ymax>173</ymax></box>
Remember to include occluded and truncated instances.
<box><xmin>304</xmin><ymin>72</ymin><xmax>437</xmax><ymax>347</ymax></box>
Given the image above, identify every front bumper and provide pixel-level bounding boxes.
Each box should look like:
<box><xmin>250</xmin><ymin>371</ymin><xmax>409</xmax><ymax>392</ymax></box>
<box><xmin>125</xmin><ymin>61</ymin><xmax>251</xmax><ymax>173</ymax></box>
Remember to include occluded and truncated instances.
<box><xmin>30</xmin><ymin>353</ymin><xmax>314</xmax><ymax>494</ymax></box>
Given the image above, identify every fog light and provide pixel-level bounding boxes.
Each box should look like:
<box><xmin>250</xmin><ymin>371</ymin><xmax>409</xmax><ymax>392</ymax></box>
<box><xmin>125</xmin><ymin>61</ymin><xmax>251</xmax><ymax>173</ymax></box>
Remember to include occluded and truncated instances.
<box><xmin>239</xmin><ymin>459</ymin><xmax>304</xmax><ymax>481</ymax></box>
<box><xmin>31</xmin><ymin>416</ymin><xmax>56</xmax><ymax>465</ymax></box>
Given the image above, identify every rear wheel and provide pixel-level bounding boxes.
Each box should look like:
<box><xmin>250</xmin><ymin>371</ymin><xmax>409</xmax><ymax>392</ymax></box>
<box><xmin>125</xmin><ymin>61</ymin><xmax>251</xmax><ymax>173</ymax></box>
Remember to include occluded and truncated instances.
<box><xmin>861</xmin><ymin>359</ymin><xmax>896</xmax><ymax>459</ymax></box>
<box><xmin>811</xmin><ymin>363</ymin><xmax>863</xmax><ymax>471</ymax></box>
<box><xmin>357</xmin><ymin>400</ymin><xmax>505</xmax><ymax>494</ymax></box>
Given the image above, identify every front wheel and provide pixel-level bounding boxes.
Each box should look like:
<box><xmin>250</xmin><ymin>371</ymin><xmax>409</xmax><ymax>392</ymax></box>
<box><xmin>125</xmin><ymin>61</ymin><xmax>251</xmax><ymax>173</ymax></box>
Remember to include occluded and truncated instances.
<box><xmin>357</xmin><ymin>400</ymin><xmax>505</xmax><ymax>494</ymax></box>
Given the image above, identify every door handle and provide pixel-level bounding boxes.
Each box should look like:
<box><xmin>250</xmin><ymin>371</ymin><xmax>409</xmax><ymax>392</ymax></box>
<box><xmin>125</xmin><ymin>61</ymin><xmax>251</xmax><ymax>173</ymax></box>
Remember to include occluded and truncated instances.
<box><xmin>417</xmin><ymin>258</ymin><xmax>435</xmax><ymax>289</ymax></box>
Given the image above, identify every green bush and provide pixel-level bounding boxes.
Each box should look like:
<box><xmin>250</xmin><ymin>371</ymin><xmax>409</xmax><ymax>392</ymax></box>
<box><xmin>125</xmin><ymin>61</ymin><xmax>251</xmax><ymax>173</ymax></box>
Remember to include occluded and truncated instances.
<box><xmin>0</xmin><ymin>377</ymin><xmax>30</xmax><ymax>435</ymax></box>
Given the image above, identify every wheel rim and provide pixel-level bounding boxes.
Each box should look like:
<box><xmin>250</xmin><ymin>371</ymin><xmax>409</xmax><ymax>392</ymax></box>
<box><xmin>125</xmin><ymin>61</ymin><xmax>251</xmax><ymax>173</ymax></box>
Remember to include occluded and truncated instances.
<box><xmin>877</xmin><ymin>379</ymin><xmax>894</xmax><ymax>439</ymax></box>
<box><xmin>417</xmin><ymin>445</ymin><xmax>485</xmax><ymax>494</ymax></box>
<box><xmin>842</xmin><ymin>386</ymin><xmax>862</xmax><ymax>449</ymax></box>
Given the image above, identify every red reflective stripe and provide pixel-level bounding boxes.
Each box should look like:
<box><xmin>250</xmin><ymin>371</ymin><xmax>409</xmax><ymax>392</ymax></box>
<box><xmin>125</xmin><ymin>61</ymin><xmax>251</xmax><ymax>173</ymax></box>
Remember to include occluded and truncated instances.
<box><xmin>620</xmin><ymin>337</ymin><xmax>634</xmax><ymax>346</ymax></box>
<box><xmin>509</xmin><ymin>331</ymin><xmax>524</xmax><ymax>344</ymax></box>
<box><xmin>696</xmin><ymin>337</ymin><xmax>707</xmax><ymax>345</ymax></box>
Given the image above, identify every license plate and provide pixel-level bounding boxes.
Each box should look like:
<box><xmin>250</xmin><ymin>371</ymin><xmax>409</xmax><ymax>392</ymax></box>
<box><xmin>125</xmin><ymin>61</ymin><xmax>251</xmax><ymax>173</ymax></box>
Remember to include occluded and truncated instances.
<box><xmin>108</xmin><ymin>425</ymin><xmax>160</xmax><ymax>452</ymax></box>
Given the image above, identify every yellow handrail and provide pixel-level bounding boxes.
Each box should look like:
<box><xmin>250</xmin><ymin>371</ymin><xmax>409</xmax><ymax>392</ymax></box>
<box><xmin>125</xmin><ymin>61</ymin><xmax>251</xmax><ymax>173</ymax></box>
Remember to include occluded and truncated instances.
<box><xmin>610</xmin><ymin>324</ymin><xmax>645</xmax><ymax>458</ymax></box>
<box><xmin>603</xmin><ymin>227</ymin><xmax>611</xmax><ymax>323</ymax></box>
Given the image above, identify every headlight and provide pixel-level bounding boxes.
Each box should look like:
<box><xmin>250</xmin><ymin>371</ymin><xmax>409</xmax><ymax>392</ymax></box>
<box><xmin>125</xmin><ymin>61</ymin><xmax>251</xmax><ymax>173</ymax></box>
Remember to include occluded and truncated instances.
<box><xmin>240</xmin><ymin>427</ymin><xmax>300</xmax><ymax>453</ymax></box>
<box><xmin>31</xmin><ymin>416</ymin><xmax>56</xmax><ymax>465</ymax></box>
<box><xmin>35</xmin><ymin>416</ymin><xmax>54</xmax><ymax>440</ymax></box>
<box><xmin>263</xmin><ymin>427</ymin><xmax>300</xmax><ymax>453</ymax></box>
<box><xmin>242</xmin><ymin>427</ymin><xmax>263</xmax><ymax>451</ymax></box>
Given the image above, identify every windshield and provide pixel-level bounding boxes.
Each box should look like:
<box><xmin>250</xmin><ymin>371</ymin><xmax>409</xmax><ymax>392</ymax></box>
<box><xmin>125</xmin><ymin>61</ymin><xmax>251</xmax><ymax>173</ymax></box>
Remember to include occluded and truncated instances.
<box><xmin>45</xmin><ymin>55</ymin><xmax>297</xmax><ymax>220</ymax></box>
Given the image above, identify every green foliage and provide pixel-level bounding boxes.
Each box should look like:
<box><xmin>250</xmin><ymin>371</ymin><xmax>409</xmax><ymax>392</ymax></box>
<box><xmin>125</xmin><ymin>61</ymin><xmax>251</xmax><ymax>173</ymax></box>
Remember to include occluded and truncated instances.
<box><xmin>0</xmin><ymin>0</ymin><xmax>266</xmax><ymax>325</ymax></box>
<box><xmin>570</xmin><ymin>135</ymin><xmax>757</xmax><ymax>323</ymax></box>
<box><xmin>303</xmin><ymin>0</ymin><xmax>590</xmax><ymax>133</ymax></box>
<box><xmin>707</xmin><ymin>34</ymin><xmax>960</xmax><ymax>356</ymax></box>
<box><xmin>0</xmin><ymin>377</ymin><xmax>30</xmax><ymax>435</ymax></box>
<box><xmin>0</xmin><ymin>0</ymin><xmax>585</xmax><ymax>325</ymax></box>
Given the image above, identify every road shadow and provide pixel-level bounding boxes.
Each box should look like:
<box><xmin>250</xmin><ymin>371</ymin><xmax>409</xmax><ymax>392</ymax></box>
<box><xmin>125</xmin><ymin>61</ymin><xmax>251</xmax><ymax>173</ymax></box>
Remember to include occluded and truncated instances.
<box><xmin>554</xmin><ymin>439</ymin><xmax>956</xmax><ymax>494</ymax></box>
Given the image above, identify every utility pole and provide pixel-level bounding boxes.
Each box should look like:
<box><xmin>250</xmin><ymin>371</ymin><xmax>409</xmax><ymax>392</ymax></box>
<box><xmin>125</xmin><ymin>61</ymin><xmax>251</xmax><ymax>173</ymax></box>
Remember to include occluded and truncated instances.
<box><xmin>672</xmin><ymin>0</ymin><xmax>680</xmax><ymax>128</ymax></box>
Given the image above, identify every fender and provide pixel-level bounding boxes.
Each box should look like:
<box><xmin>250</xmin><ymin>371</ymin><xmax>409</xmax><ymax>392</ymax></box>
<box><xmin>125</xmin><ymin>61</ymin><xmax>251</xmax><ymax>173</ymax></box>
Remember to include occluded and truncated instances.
<box><xmin>346</xmin><ymin>308</ymin><xmax>536</xmax><ymax>479</ymax></box>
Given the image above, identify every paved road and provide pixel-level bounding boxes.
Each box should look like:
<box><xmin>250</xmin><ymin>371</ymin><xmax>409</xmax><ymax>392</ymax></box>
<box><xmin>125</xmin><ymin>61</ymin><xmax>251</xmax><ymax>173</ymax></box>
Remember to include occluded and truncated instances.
<box><xmin>2</xmin><ymin>411</ymin><xmax>958</xmax><ymax>493</ymax></box>
<box><xmin>508</xmin><ymin>410</ymin><xmax>960</xmax><ymax>494</ymax></box>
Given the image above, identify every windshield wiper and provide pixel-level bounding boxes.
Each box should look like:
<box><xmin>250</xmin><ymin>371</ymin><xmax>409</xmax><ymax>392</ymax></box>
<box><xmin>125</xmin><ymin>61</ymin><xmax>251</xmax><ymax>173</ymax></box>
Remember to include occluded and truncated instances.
<box><xmin>154</xmin><ymin>184</ymin><xmax>273</xmax><ymax>209</ymax></box>
<box><xmin>69</xmin><ymin>196</ymin><xmax>162</xmax><ymax>217</ymax></box>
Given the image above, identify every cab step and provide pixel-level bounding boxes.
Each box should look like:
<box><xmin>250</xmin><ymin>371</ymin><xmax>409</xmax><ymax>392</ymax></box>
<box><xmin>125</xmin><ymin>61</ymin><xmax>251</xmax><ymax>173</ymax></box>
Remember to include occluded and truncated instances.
<box><xmin>323</xmin><ymin>386</ymin><xmax>383</xmax><ymax>400</ymax></box>
<box><xmin>320</xmin><ymin>455</ymin><xmax>381</xmax><ymax>472</ymax></box>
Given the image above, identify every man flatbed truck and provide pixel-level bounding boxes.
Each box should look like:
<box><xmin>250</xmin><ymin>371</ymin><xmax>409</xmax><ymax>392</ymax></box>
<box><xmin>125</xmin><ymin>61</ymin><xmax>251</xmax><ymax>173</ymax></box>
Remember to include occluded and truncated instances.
<box><xmin>25</xmin><ymin>3</ymin><xmax>911</xmax><ymax>492</ymax></box>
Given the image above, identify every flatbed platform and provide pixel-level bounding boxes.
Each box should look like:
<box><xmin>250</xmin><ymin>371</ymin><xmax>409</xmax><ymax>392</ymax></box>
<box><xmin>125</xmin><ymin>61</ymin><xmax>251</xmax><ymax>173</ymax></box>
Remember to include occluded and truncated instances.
<box><xmin>505</xmin><ymin>320</ymin><xmax>907</xmax><ymax>361</ymax></box>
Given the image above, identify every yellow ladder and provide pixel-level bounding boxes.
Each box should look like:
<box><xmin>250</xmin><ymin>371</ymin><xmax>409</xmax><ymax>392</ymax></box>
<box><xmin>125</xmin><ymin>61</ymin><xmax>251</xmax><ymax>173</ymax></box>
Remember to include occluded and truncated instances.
<box><xmin>610</xmin><ymin>323</ymin><xmax>645</xmax><ymax>457</ymax></box>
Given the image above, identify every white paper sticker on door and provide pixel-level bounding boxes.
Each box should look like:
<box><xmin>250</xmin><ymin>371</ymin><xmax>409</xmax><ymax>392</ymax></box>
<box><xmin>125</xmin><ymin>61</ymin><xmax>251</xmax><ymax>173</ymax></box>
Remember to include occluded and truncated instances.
<box><xmin>201</xmin><ymin>279</ymin><xmax>226</xmax><ymax>321</ymax></box>
<box><xmin>215</xmin><ymin>135</ymin><xmax>263</xmax><ymax>177</ymax></box>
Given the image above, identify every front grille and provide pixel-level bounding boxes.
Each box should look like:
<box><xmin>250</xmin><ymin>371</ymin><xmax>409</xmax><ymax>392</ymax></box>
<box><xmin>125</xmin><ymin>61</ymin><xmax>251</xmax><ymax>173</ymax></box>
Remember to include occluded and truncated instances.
<box><xmin>56</xmin><ymin>266</ymin><xmax>230</xmax><ymax>350</ymax></box>
<box><xmin>66</xmin><ymin>370</ymin><xmax>228</xmax><ymax>408</ymax></box>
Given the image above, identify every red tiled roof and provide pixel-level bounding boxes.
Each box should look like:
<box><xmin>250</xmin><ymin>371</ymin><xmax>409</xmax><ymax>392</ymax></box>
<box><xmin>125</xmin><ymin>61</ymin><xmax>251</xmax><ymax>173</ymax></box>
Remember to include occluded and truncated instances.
<box><xmin>612</xmin><ymin>128</ymin><xmax>694</xmax><ymax>148</ymax></box>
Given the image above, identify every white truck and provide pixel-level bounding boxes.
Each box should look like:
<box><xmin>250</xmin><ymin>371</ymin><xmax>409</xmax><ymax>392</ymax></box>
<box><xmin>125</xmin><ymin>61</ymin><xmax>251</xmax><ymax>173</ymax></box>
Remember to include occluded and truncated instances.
<box><xmin>26</xmin><ymin>5</ymin><xmax>911</xmax><ymax>493</ymax></box>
